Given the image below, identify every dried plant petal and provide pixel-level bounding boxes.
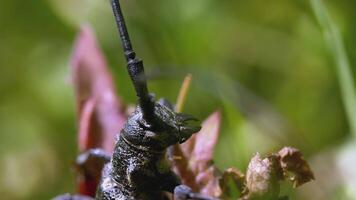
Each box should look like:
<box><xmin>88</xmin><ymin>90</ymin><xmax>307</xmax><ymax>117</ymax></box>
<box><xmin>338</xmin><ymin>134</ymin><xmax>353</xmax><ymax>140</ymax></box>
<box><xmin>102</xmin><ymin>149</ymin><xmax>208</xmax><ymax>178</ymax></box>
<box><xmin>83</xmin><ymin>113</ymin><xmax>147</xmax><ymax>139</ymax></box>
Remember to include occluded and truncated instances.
<box><xmin>240</xmin><ymin>147</ymin><xmax>313</xmax><ymax>200</ymax></box>
<box><xmin>220</xmin><ymin>167</ymin><xmax>245</xmax><ymax>196</ymax></box>
<box><xmin>71</xmin><ymin>25</ymin><xmax>126</xmax><ymax>153</ymax></box>
<box><xmin>244</xmin><ymin>153</ymin><xmax>280</xmax><ymax>200</ymax></box>
<box><xmin>278</xmin><ymin>147</ymin><xmax>315</xmax><ymax>187</ymax></box>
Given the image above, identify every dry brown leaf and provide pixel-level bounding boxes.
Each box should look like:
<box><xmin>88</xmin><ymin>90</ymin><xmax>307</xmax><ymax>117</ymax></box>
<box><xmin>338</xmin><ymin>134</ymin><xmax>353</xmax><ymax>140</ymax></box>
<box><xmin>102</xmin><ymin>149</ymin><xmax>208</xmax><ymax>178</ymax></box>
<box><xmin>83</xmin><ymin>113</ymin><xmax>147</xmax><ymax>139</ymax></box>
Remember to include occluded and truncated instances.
<box><xmin>240</xmin><ymin>147</ymin><xmax>313</xmax><ymax>200</ymax></box>
<box><xmin>278</xmin><ymin>147</ymin><xmax>315</xmax><ymax>187</ymax></box>
<box><xmin>220</xmin><ymin>167</ymin><xmax>245</xmax><ymax>195</ymax></box>
<box><xmin>243</xmin><ymin>153</ymin><xmax>280</xmax><ymax>200</ymax></box>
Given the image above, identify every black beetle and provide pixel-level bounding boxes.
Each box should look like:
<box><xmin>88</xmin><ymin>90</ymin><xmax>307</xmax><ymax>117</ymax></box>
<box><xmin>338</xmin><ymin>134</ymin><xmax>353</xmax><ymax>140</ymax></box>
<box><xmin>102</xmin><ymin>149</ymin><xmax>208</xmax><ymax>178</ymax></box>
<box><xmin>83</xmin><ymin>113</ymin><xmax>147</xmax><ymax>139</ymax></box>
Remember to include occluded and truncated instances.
<box><xmin>54</xmin><ymin>0</ymin><xmax>219</xmax><ymax>199</ymax></box>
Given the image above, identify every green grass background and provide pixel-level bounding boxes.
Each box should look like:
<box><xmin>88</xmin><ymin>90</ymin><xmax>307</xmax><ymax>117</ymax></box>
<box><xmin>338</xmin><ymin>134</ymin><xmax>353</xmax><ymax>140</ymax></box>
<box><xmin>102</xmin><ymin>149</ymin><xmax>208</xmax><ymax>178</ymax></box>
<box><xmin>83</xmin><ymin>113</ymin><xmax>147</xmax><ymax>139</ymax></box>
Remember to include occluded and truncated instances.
<box><xmin>1</xmin><ymin>0</ymin><xmax>356</xmax><ymax>199</ymax></box>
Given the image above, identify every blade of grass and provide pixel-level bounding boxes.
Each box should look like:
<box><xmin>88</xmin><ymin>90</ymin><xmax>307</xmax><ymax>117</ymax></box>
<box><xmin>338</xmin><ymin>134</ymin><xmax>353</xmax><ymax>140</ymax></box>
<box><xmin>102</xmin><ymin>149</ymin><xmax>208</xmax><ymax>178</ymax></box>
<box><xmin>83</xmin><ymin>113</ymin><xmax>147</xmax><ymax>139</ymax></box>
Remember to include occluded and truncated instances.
<box><xmin>171</xmin><ymin>74</ymin><xmax>198</xmax><ymax>189</ymax></box>
<box><xmin>176</xmin><ymin>74</ymin><xmax>193</xmax><ymax>113</ymax></box>
<box><xmin>311</xmin><ymin>0</ymin><xmax>356</xmax><ymax>137</ymax></box>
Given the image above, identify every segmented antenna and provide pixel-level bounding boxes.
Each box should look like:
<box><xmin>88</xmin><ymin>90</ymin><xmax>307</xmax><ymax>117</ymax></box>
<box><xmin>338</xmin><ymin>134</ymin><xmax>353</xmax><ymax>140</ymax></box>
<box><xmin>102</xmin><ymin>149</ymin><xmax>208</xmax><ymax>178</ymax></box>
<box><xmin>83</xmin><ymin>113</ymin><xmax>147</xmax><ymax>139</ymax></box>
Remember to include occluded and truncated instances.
<box><xmin>110</xmin><ymin>0</ymin><xmax>154</xmax><ymax>122</ymax></box>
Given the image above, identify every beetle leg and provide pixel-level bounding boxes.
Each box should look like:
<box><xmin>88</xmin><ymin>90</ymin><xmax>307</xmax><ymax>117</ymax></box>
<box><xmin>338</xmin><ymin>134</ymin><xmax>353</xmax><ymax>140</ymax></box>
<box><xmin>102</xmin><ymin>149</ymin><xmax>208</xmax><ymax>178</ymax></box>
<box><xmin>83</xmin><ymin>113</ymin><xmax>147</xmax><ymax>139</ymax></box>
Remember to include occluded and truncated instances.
<box><xmin>173</xmin><ymin>185</ymin><xmax>220</xmax><ymax>200</ymax></box>
<box><xmin>75</xmin><ymin>148</ymin><xmax>111</xmax><ymax>181</ymax></box>
<box><xmin>51</xmin><ymin>194</ymin><xmax>94</xmax><ymax>200</ymax></box>
<box><xmin>159</xmin><ymin>170</ymin><xmax>182</xmax><ymax>193</ymax></box>
<box><xmin>76</xmin><ymin>149</ymin><xmax>111</xmax><ymax>165</ymax></box>
<box><xmin>75</xmin><ymin>149</ymin><xmax>111</xmax><ymax>197</ymax></box>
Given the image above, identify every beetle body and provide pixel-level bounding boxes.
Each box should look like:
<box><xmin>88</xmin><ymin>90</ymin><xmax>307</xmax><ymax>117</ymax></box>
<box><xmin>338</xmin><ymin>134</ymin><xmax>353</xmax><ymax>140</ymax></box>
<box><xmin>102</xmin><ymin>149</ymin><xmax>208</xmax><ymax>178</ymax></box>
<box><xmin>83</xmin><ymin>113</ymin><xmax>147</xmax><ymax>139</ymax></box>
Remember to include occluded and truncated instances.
<box><xmin>53</xmin><ymin>0</ymin><xmax>218</xmax><ymax>199</ymax></box>
<box><xmin>96</xmin><ymin>101</ymin><xmax>200</xmax><ymax>200</ymax></box>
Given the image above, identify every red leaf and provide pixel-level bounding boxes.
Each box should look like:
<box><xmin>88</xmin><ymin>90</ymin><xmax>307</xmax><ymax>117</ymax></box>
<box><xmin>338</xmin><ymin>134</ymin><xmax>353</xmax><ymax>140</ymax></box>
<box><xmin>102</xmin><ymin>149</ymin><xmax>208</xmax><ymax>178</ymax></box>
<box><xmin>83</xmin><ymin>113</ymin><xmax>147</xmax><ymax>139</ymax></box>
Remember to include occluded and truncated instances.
<box><xmin>71</xmin><ymin>25</ymin><xmax>126</xmax><ymax>153</ymax></box>
<box><xmin>70</xmin><ymin>25</ymin><xmax>127</xmax><ymax>196</ymax></box>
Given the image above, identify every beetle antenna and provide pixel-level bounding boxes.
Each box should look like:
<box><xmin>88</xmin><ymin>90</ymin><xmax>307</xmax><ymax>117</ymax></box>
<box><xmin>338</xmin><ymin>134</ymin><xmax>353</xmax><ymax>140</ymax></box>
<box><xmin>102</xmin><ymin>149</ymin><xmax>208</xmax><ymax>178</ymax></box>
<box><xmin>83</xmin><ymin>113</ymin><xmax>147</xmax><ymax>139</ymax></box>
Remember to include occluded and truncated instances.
<box><xmin>110</xmin><ymin>0</ymin><xmax>154</xmax><ymax>122</ymax></box>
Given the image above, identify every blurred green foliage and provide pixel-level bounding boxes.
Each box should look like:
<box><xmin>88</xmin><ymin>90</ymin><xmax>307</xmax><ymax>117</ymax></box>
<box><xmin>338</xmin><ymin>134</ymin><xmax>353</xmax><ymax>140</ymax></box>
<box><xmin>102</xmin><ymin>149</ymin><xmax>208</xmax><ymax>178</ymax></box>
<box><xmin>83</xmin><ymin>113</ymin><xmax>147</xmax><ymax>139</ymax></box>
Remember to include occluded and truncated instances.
<box><xmin>1</xmin><ymin>0</ymin><xmax>356</xmax><ymax>199</ymax></box>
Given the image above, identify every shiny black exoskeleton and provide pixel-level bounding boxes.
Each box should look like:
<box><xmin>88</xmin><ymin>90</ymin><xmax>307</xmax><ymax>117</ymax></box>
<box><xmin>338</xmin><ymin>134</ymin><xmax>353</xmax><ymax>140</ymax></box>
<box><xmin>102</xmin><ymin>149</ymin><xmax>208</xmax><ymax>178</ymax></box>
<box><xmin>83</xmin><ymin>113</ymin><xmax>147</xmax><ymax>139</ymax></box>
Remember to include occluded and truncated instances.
<box><xmin>93</xmin><ymin>1</ymin><xmax>217</xmax><ymax>199</ymax></box>
<box><xmin>92</xmin><ymin>1</ymin><xmax>205</xmax><ymax>197</ymax></box>
<box><xmin>54</xmin><ymin>0</ymin><xmax>219</xmax><ymax>199</ymax></box>
<box><xmin>96</xmin><ymin>101</ymin><xmax>201</xmax><ymax>200</ymax></box>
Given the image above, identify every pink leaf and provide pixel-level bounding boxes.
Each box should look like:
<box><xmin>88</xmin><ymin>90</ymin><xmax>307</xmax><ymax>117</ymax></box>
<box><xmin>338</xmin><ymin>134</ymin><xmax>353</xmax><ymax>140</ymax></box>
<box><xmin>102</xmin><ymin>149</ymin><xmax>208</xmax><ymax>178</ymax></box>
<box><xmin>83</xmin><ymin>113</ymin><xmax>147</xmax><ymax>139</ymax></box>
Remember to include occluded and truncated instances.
<box><xmin>180</xmin><ymin>133</ymin><xmax>197</xmax><ymax>158</ymax></box>
<box><xmin>196</xmin><ymin>166</ymin><xmax>221</xmax><ymax>197</ymax></box>
<box><xmin>71</xmin><ymin>25</ymin><xmax>126</xmax><ymax>153</ymax></box>
<box><xmin>191</xmin><ymin>111</ymin><xmax>221</xmax><ymax>173</ymax></box>
<box><xmin>170</xmin><ymin>145</ymin><xmax>198</xmax><ymax>190</ymax></box>
<box><xmin>77</xmin><ymin>98</ymin><xmax>97</xmax><ymax>151</ymax></box>
<box><xmin>171</xmin><ymin>111</ymin><xmax>222</xmax><ymax>193</ymax></box>
<box><xmin>70</xmin><ymin>25</ymin><xmax>127</xmax><ymax>197</ymax></box>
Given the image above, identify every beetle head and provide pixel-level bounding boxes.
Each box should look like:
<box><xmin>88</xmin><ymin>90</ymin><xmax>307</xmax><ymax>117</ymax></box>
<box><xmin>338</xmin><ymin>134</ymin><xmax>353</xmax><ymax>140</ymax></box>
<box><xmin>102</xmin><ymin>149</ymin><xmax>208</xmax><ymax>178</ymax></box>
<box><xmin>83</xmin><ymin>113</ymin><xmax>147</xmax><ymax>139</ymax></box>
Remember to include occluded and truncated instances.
<box><xmin>121</xmin><ymin>99</ymin><xmax>201</xmax><ymax>152</ymax></box>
